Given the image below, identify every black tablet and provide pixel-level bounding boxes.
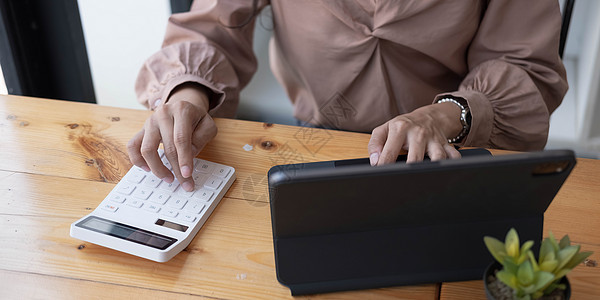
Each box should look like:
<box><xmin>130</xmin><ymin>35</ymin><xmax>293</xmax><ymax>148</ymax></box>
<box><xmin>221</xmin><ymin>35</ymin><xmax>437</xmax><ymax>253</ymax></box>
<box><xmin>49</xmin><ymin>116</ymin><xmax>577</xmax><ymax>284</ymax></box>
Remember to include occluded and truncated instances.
<box><xmin>267</xmin><ymin>149</ymin><xmax>576</xmax><ymax>295</ymax></box>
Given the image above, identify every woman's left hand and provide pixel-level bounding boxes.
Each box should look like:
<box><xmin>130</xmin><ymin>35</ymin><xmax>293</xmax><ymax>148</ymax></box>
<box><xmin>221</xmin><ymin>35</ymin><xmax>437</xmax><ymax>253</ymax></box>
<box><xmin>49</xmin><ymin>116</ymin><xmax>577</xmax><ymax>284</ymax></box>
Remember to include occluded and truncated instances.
<box><xmin>368</xmin><ymin>102</ymin><xmax>464</xmax><ymax>165</ymax></box>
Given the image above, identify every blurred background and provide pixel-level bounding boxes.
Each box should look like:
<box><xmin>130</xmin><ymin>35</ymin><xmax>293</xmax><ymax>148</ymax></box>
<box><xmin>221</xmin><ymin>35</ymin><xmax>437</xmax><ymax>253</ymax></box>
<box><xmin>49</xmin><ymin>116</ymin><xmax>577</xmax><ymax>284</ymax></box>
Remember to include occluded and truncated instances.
<box><xmin>0</xmin><ymin>0</ymin><xmax>598</xmax><ymax>158</ymax></box>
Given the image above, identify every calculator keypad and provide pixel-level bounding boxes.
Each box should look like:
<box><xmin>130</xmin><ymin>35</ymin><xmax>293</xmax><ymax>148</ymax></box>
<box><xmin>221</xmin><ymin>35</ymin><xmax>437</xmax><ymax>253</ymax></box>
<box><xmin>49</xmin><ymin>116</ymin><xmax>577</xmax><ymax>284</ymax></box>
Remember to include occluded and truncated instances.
<box><xmin>101</xmin><ymin>150</ymin><xmax>234</xmax><ymax>225</ymax></box>
<box><xmin>102</xmin><ymin>204</ymin><xmax>119</xmax><ymax>212</ymax></box>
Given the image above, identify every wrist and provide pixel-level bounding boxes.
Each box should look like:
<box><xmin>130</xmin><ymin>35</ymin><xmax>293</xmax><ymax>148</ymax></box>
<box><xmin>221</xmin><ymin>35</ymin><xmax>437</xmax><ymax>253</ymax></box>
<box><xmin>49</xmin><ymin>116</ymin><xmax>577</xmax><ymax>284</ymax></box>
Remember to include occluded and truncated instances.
<box><xmin>167</xmin><ymin>82</ymin><xmax>210</xmax><ymax>113</ymax></box>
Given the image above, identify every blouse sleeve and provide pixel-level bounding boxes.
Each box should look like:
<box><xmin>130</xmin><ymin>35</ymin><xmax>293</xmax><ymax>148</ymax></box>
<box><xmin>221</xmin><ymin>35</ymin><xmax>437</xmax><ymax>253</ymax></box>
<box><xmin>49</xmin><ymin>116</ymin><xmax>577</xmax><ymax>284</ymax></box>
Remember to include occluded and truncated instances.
<box><xmin>435</xmin><ymin>1</ymin><xmax>568</xmax><ymax>151</ymax></box>
<box><xmin>135</xmin><ymin>0</ymin><xmax>269</xmax><ymax>117</ymax></box>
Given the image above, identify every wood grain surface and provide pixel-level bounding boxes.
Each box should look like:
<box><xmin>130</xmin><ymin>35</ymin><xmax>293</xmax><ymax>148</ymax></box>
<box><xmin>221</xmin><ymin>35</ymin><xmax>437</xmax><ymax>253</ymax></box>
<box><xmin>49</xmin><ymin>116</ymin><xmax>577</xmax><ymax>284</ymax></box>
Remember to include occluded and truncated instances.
<box><xmin>0</xmin><ymin>95</ymin><xmax>436</xmax><ymax>299</ymax></box>
<box><xmin>1</xmin><ymin>95</ymin><xmax>598</xmax><ymax>299</ymax></box>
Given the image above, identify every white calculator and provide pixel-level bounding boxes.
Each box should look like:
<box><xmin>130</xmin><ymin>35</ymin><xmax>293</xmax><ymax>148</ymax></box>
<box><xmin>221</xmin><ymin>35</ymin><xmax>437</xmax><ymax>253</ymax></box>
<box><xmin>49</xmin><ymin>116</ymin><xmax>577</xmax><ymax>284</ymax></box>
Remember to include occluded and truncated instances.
<box><xmin>70</xmin><ymin>149</ymin><xmax>236</xmax><ymax>262</ymax></box>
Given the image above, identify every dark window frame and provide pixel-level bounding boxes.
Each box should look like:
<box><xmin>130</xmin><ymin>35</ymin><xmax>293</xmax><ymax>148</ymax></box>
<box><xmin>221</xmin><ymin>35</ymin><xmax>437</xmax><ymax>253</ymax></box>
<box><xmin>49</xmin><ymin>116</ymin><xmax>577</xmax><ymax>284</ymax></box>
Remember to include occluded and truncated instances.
<box><xmin>0</xmin><ymin>0</ymin><xmax>95</xmax><ymax>102</ymax></box>
<box><xmin>170</xmin><ymin>0</ymin><xmax>192</xmax><ymax>14</ymax></box>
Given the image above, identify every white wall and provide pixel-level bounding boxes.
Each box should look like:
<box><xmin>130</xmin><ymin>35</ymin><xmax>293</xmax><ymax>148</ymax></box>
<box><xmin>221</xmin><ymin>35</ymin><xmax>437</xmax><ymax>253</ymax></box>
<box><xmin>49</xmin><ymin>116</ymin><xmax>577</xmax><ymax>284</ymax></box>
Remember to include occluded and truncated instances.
<box><xmin>78</xmin><ymin>0</ymin><xmax>171</xmax><ymax>110</ymax></box>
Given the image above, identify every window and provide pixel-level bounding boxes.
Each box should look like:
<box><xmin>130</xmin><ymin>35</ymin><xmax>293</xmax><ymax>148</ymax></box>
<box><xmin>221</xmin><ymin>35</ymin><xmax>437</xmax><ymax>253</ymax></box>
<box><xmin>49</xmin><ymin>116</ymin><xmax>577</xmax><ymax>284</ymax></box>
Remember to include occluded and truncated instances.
<box><xmin>0</xmin><ymin>64</ymin><xmax>7</xmax><ymax>94</ymax></box>
<box><xmin>548</xmin><ymin>0</ymin><xmax>600</xmax><ymax>158</ymax></box>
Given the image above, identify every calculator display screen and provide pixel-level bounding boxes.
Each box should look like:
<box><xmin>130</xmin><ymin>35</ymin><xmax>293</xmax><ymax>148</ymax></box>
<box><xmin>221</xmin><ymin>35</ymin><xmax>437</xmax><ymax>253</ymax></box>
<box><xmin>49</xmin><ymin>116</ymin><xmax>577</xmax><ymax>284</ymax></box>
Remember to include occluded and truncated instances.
<box><xmin>76</xmin><ymin>216</ymin><xmax>177</xmax><ymax>250</ymax></box>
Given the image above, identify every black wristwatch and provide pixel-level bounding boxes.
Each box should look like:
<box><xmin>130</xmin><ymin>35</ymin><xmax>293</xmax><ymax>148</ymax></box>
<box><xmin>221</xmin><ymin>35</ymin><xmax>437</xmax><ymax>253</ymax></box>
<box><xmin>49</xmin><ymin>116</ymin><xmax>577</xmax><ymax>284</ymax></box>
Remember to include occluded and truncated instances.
<box><xmin>436</xmin><ymin>97</ymin><xmax>471</xmax><ymax>143</ymax></box>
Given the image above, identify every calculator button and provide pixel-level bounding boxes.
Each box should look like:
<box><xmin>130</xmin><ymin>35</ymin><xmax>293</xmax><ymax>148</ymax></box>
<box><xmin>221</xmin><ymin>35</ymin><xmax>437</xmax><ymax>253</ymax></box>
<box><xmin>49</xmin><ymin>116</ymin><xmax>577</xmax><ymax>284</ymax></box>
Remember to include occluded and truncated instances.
<box><xmin>161</xmin><ymin>209</ymin><xmax>178</xmax><ymax>218</ymax></box>
<box><xmin>184</xmin><ymin>202</ymin><xmax>206</xmax><ymax>214</ymax></box>
<box><xmin>126</xmin><ymin>199</ymin><xmax>143</xmax><ymax>208</ymax></box>
<box><xmin>168</xmin><ymin>198</ymin><xmax>188</xmax><ymax>210</ymax></box>
<box><xmin>193</xmin><ymin>174</ymin><xmax>207</xmax><ymax>186</ymax></box>
<box><xmin>116</xmin><ymin>184</ymin><xmax>136</xmax><ymax>195</ymax></box>
<box><xmin>193</xmin><ymin>189</ymin><xmax>214</xmax><ymax>202</ymax></box>
<box><xmin>176</xmin><ymin>187</ymin><xmax>195</xmax><ymax>198</ymax></box>
<box><xmin>133</xmin><ymin>187</ymin><xmax>153</xmax><ymax>200</ymax></box>
<box><xmin>127</xmin><ymin>169</ymin><xmax>146</xmax><ymax>183</ymax></box>
<box><xmin>143</xmin><ymin>174</ymin><xmax>162</xmax><ymax>188</ymax></box>
<box><xmin>109</xmin><ymin>194</ymin><xmax>126</xmax><ymax>203</ymax></box>
<box><xmin>149</xmin><ymin>192</ymin><xmax>170</xmax><ymax>205</ymax></box>
<box><xmin>212</xmin><ymin>167</ymin><xmax>230</xmax><ymax>178</ymax></box>
<box><xmin>159</xmin><ymin>180</ymin><xmax>179</xmax><ymax>193</ymax></box>
<box><xmin>144</xmin><ymin>203</ymin><xmax>161</xmax><ymax>213</ymax></box>
<box><xmin>178</xmin><ymin>214</ymin><xmax>196</xmax><ymax>223</ymax></box>
<box><xmin>194</xmin><ymin>161</ymin><xmax>214</xmax><ymax>174</ymax></box>
<box><xmin>204</xmin><ymin>177</ymin><xmax>223</xmax><ymax>190</ymax></box>
<box><xmin>101</xmin><ymin>204</ymin><xmax>119</xmax><ymax>212</ymax></box>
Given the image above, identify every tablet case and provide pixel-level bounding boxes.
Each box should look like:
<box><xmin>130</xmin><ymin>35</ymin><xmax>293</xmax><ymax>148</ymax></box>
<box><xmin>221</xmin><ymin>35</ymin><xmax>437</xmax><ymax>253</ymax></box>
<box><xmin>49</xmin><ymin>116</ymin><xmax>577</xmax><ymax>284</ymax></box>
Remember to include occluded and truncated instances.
<box><xmin>267</xmin><ymin>149</ymin><xmax>576</xmax><ymax>295</ymax></box>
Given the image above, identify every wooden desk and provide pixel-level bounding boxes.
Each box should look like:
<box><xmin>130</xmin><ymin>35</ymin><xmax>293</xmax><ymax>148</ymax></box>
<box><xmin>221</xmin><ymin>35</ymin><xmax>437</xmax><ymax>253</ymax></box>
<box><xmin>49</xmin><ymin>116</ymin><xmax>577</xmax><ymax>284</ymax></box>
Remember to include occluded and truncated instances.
<box><xmin>0</xmin><ymin>95</ymin><xmax>597</xmax><ymax>299</ymax></box>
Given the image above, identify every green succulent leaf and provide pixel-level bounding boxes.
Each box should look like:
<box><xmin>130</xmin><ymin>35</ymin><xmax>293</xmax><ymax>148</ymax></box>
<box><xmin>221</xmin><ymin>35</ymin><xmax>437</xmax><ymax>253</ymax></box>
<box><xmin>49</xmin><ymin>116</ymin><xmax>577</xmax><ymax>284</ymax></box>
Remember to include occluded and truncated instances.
<box><xmin>506</xmin><ymin>228</ymin><xmax>520</xmax><ymax>258</ymax></box>
<box><xmin>563</xmin><ymin>251</ymin><xmax>593</xmax><ymax>270</ymax></box>
<box><xmin>542</xmin><ymin>250</ymin><xmax>556</xmax><ymax>265</ymax></box>
<box><xmin>517</xmin><ymin>253</ymin><xmax>529</xmax><ymax>265</ymax></box>
<box><xmin>533</xmin><ymin>271</ymin><xmax>555</xmax><ymax>292</ymax></box>
<box><xmin>554</xmin><ymin>268</ymin><xmax>571</xmax><ymax>280</ymax></box>
<box><xmin>548</xmin><ymin>232</ymin><xmax>559</xmax><ymax>252</ymax></box>
<box><xmin>521</xmin><ymin>240</ymin><xmax>534</xmax><ymax>255</ymax></box>
<box><xmin>559</xmin><ymin>235</ymin><xmax>571</xmax><ymax>249</ymax></box>
<box><xmin>528</xmin><ymin>251</ymin><xmax>540</xmax><ymax>272</ymax></box>
<box><xmin>556</xmin><ymin>245</ymin><xmax>579</xmax><ymax>271</ymax></box>
<box><xmin>539</xmin><ymin>259</ymin><xmax>558</xmax><ymax>273</ymax></box>
<box><xmin>518</xmin><ymin>241</ymin><xmax>534</xmax><ymax>264</ymax></box>
<box><xmin>503</xmin><ymin>257</ymin><xmax>519</xmax><ymax>275</ymax></box>
<box><xmin>517</xmin><ymin>261</ymin><xmax>535</xmax><ymax>286</ymax></box>
<box><xmin>521</xmin><ymin>283</ymin><xmax>537</xmax><ymax>295</ymax></box>
<box><xmin>484</xmin><ymin>236</ymin><xmax>507</xmax><ymax>263</ymax></box>
<box><xmin>497</xmin><ymin>270</ymin><xmax>519</xmax><ymax>290</ymax></box>
<box><xmin>539</xmin><ymin>238</ymin><xmax>554</xmax><ymax>263</ymax></box>
<box><xmin>532</xmin><ymin>291</ymin><xmax>543</xmax><ymax>299</ymax></box>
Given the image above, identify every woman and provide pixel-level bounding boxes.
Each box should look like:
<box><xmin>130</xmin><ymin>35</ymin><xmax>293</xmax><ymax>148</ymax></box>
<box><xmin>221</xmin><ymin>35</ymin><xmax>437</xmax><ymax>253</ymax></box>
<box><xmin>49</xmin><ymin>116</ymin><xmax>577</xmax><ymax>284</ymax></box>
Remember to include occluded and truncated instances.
<box><xmin>128</xmin><ymin>0</ymin><xmax>567</xmax><ymax>192</ymax></box>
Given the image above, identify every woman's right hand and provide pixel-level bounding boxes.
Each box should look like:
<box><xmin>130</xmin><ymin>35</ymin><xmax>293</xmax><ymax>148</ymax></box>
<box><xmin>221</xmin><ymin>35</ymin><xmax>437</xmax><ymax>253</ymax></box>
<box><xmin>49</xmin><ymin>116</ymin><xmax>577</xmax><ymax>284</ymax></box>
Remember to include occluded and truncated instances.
<box><xmin>127</xmin><ymin>83</ymin><xmax>217</xmax><ymax>192</ymax></box>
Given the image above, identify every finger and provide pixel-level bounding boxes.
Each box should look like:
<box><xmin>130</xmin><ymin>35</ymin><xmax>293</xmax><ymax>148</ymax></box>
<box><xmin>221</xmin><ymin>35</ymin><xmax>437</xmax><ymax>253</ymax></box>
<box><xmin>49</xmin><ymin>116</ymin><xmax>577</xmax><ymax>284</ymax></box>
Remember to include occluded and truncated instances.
<box><xmin>444</xmin><ymin>144</ymin><xmax>462</xmax><ymax>159</ymax></box>
<box><xmin>427</xmin><ymin>141</ymin><xmax>447</xmax><ymax>161</ymax></box>
<box><xmin>405</xmin><ymin>129</ymin><xmax>427</xmax><ymax>163</ymax></box>
<box><xmin>378</xmin><ymin>123</ymin><xmax>408</xmax><ymax>165</ymax></box>
<box><xmin>155</xmin><ymin>111</ymin><xmax>194</xmax><ymax>190</ymax></box>
<box><xmin>190</xmin><ymin>114</ymin><xmax>218</xmax><ymax>155</ymax></box>
<box><xmin>173</xmin><ymin>103</ymin><xmax>199</xmax><ymax>179</ymax></box>
<box><xmin>368</xmin><ymin>125</ymin><xmax>388</xmax><ymax>166</ymax></box>
<box><xmin>140</xmin><ymin>119</ymin><xmax>173</xmax><ymax>181</ymax></box>
<box><xmin>127</xmin><ymin>129</ymin><xmax>150</xmax><ymax>172</ymax></box>
<box><xmin>167</xmin><ymin>151</ymin><xmax>195</xmax><ymax>192</ymax></box>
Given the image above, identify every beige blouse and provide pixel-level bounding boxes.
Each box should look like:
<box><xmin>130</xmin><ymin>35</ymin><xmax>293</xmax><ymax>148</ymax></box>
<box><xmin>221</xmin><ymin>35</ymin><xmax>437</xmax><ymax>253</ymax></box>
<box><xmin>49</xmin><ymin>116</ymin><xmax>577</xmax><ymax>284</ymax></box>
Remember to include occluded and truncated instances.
<box><xmin>135</xmin><ymin>0</ymin><xmax>567</xmax><ymax>151</ymax></box>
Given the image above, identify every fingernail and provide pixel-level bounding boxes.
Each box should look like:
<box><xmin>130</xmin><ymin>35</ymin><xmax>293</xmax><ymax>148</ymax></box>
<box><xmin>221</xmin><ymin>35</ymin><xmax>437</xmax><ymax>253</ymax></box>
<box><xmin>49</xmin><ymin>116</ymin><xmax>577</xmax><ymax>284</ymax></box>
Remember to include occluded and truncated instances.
<box><xmin>181</xmin><ymin>165</ymin><xmax>191</xmax><ymax>178</ymax></box>
<box><xmin>141</xmin><ymin>165</ymin><xmax>150</xmax><ymax>172</ymax></box>
<box><xmin>163</xmin><ymin>176</ymin><xmax>174</xmax><ymax>184</ymax></box>
<box><xmin>182</xmin><ymin>181</ymin><xmax>194</xmax><ymax>192</ymax></box>
<box><xmin>369</xmin><ymin>153</ymin><xmax>379</xmax><ymax>166</ymax></box>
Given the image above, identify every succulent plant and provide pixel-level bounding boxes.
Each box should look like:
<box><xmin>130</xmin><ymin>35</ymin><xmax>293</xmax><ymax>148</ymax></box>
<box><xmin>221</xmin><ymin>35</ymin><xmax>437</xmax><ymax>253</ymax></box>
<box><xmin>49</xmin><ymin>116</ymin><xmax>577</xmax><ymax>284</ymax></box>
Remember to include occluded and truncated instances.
<box><xmin>484</xmin><ymin>228</ymin><xmax>593</xmax><ymax>300</ymax></box>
